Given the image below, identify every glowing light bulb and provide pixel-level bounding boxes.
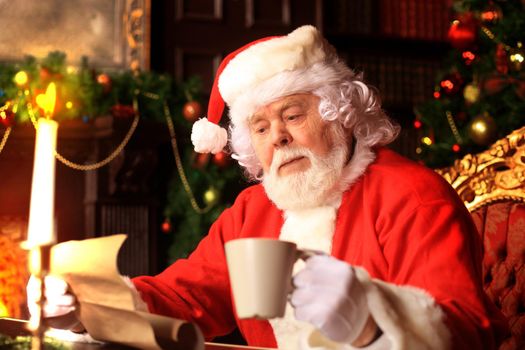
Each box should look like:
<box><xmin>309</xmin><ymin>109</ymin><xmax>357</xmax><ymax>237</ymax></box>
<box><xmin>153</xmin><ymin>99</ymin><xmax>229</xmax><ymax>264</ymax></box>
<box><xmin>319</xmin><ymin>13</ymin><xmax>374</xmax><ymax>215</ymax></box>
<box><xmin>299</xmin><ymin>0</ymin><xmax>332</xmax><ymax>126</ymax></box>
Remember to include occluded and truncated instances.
<box><xmin>422</xmin><ymin>137</ymin><xmax>433</xmax><ymax>145</ymax></box>
<box><xmin>14</xmin><ymin>71</ymin><xmax>29</xmax><ymax>86</ymax></box>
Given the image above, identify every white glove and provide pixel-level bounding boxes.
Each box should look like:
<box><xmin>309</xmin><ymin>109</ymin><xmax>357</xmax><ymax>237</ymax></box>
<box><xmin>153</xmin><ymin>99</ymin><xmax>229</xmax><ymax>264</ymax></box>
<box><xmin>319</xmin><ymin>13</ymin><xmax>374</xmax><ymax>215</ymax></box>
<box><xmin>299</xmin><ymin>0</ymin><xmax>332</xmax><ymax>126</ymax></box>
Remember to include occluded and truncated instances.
<box><xmin>27</xmin><ymin>275</ymin><xmax>81</xmax><ymax>330</ymax></box>
<box><xmin>290</xmin><ymin>255</ymin><xmax>369</xmax><ymax>344</ymax></box>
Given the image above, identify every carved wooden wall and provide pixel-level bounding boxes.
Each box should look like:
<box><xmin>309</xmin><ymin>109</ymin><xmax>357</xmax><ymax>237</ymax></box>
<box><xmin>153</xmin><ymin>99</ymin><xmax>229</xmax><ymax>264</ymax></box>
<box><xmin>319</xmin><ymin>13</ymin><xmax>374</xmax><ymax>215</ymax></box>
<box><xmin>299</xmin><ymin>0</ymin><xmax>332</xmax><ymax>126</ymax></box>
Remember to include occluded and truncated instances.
<box><xmin>84</xmin><ymin>119</ymin><xmax>169</xmax><ymax>277</ymax></box>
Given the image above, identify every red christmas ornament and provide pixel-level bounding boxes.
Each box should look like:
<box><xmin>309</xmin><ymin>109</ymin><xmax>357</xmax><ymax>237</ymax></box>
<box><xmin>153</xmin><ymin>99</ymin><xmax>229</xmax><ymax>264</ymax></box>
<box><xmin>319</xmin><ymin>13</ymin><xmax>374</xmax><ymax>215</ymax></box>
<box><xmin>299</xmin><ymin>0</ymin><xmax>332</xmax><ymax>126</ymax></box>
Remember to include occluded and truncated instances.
<box><xmin>212</xmin><ymin>151</ymin><xmax>231</xmax><ymax>168</ymax></box>
<box><xmin>39</xmin><ymin>67</ymin><xmax>52</xmax><ymax>82</ymax></box>
<box><xmin>161</xmin><ymin>219</ymin><xmax>171</xmax><ymax>233</ymax></box>
<box><xmin>482</xmin><ymin>76</ymin><xmax>508</xmax><ymax>95</ymax></box>
<box><xmin>495</xmin><ymin>43</ymin><xmax>509</xmax><ymax>74</ymax></box>
<box><xmin>440</xmin><ymin>73</ymin><xmax>463</xmax><ymax>96</ymax></box>
<box><xmin>0</xmin><ymin>108</ymin><xmax>15</xmax><ymax>127</ymax></box>
<box><xmin>480</xmin><ymin>3</ymin><xmax>502</xmax><ymax>24</ymax></box>
<box><xmin>447</xmin><ymin>13</ymin><xmax>478</xmax><ymax>50</ymax></box>
<box><xmin>97</xmin><ymin>73</ymin><xmax>112</xmax><ymax>94</ymax></box>
<box><xmin>39</xmin><ymin>67</ymin><xmax>62</xmax><ymax>82</ymax></box>
<box><xmin>192</xmin><ymin>152</ymin><xmax>210</xmax><ymax>169</ymax></box>
<box><xmin>110</xmin><ymin>104</ymin><xmax>135</xmax><ymax>118</ymax></box>
<box><xmin>182</xmin><ymin>101</ymin><xmax>202</xmax><ymax>122</ymax></box>
<box><xmin>462</xmin><ymin>51</ymin><xmax>476</xmax><ymax>65</ymax></box>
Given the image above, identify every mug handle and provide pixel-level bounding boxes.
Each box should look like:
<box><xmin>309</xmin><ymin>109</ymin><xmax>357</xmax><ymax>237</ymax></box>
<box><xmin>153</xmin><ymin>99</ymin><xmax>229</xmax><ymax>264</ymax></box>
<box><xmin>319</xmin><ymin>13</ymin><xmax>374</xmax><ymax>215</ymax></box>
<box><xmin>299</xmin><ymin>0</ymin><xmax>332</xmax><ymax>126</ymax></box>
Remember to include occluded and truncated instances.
<box><xmin>296</xmin><ymin>248</ymin><xmax>325</xmax><ymax>261</ymax></box>
<box><xmin>288</xmin><ymin>249</ymin><xmax>325</xmax><ymax>299</ymax></box>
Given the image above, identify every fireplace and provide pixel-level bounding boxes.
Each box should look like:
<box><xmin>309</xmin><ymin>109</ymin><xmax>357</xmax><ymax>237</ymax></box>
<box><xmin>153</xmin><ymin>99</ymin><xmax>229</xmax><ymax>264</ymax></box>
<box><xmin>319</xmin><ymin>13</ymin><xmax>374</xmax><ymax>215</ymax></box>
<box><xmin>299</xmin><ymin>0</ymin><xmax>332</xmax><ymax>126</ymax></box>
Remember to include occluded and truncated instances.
<box><xmin>0</xmin><ymin>216</ymin><xmax>28</xmax><ymax>318</ymax></box>
<box><xmin>0</xmin><ymin>117</ymin><xmax>166</xmax><ymax>317</ymax></box>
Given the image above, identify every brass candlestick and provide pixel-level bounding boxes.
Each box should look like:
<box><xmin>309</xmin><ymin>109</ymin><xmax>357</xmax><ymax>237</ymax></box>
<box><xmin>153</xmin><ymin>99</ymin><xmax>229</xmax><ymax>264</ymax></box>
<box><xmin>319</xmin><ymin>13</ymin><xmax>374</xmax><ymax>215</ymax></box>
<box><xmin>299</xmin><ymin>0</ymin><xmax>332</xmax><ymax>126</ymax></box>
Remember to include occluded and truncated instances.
<box><xmin>25</xmin><ymin>244</ymin><xmax>52</xmax><ymax>350</ymax></box>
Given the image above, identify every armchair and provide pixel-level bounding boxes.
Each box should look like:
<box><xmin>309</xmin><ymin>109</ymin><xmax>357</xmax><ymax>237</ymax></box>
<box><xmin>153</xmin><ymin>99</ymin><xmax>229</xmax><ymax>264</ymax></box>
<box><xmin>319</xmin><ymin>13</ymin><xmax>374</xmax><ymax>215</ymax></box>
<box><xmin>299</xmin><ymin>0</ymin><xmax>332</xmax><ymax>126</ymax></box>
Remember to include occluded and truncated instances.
<box><xmin>436</xmin><ymin>126</ymin><xmax>525</xmax><ymax>350</ymax></box>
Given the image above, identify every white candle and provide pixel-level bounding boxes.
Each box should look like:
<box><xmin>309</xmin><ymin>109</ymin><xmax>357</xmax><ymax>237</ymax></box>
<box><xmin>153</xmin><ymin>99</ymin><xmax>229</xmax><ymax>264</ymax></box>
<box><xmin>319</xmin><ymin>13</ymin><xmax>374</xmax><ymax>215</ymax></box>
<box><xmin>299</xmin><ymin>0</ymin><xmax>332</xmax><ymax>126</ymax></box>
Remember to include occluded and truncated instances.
<box><xmin>26</xmin><ymin>118</ymin><xmax>58</xmax><ymax>247</ymax></box>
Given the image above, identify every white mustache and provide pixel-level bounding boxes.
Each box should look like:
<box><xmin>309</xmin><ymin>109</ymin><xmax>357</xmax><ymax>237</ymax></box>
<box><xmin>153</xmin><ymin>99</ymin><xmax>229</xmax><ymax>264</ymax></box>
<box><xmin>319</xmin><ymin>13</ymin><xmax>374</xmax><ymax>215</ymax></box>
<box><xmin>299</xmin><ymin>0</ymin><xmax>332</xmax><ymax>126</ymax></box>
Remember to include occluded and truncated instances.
<box><xmin>270</xmin><ymin>148</ymin><xmax>311</xmax><ymax>173</ymax></box>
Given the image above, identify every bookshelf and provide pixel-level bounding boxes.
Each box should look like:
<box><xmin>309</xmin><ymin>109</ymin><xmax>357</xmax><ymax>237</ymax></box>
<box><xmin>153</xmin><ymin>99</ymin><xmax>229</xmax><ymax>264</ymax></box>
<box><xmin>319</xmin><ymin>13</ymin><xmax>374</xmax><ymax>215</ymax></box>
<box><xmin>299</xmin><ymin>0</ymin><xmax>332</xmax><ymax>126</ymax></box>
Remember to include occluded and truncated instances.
<box><xmin>322</xmin><ymin>0</ymin><xmax>452</xmax><ymax>157</ymax></box>
<box><xmin>323</xmin><ymin>0</ymin><xmax>451</xmax><ymax>124</ymax></box>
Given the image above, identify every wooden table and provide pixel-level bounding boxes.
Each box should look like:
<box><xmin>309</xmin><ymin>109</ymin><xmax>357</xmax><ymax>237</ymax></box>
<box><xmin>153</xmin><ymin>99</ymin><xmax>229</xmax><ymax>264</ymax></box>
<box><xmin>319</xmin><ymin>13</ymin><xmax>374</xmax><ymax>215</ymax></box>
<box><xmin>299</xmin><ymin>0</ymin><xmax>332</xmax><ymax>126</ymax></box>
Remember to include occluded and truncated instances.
<box><xmin>0</xmin><ymin>318</ymin><xmax>273</xmax><ymax>350</ymax></box>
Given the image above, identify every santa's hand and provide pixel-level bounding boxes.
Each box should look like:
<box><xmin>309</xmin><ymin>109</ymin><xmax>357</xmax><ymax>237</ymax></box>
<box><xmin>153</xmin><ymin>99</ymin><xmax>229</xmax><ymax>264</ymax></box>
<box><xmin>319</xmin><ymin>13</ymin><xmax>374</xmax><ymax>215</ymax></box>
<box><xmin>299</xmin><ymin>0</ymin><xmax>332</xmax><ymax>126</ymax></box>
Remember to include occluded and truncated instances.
<box><xmin>27</xmin><ymin>275</ymin><xmax>82</xmax><ymax>330</ymax></box>
<box><xmin>290</xmin><ymin>255</ymin><xmax>369</xmax><ymax>344</ymax></box>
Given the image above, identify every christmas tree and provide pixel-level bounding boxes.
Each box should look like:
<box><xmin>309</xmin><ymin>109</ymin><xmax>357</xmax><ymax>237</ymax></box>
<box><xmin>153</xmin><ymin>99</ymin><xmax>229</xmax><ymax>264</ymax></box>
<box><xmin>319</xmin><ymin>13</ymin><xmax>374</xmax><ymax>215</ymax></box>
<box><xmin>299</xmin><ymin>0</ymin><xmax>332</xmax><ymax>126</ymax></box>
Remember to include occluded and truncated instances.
<box><xmin>161</xmin><ymin>107</ymin><xmax>248</xmax><ymax>263</ymax></box>
<box><xmin>415</xmin><ymin>0</ymin><xmax>525</xmax><ymax>168</ymax></box>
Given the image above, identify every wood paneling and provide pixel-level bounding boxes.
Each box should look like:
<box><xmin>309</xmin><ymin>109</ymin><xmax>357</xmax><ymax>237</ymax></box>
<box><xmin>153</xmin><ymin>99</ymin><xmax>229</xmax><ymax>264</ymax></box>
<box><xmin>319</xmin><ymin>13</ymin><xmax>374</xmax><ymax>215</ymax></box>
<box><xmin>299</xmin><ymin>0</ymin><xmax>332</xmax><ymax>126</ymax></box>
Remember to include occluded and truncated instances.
<box><xmin>176</xmin><ymin>0</ymin><xmax>223</xmax><ymax>21</ymax></box>
<box><xmin>151</xmin><ymin>0</ymin><xmax>320</xmax><ymax>100</ymax></box>
<box><xmin>245</xmin><ymin>0</ymin><xmax>290</xmax><ymax>28</ymax></box>
<box><xmin>175</xmin><ymin>48</ymin><xmax>221</xmax><ymax>93</ymax></box>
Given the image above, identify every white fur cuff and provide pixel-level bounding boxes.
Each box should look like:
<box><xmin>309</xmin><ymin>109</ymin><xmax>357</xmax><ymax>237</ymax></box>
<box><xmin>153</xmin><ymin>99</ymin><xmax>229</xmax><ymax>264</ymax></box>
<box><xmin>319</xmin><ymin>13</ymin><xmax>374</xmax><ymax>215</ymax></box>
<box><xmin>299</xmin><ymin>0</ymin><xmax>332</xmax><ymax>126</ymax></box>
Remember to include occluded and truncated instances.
<box><xmin>121</xmin><ymin>275</ymin><xmax>149</xmax><ymax>312</ymax></box>
<box><xmin>355</xmin><ymin>268</ymin><xmax>451</xmax><ymax>350</ymax></box>
<box><xmin>191</xmin><ymin>118</ymin><xmax>228</xmax><ymax>154</ymax></box>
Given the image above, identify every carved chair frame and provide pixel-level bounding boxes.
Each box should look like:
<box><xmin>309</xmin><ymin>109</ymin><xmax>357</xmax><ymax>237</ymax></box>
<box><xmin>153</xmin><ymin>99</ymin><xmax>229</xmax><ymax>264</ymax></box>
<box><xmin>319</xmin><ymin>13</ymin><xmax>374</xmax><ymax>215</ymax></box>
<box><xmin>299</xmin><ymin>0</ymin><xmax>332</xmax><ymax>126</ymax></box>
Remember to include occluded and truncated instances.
<box><xmin>436</xmin><ymin>126</ymin><xmax>525</xmax><ymax>212</ymax></box>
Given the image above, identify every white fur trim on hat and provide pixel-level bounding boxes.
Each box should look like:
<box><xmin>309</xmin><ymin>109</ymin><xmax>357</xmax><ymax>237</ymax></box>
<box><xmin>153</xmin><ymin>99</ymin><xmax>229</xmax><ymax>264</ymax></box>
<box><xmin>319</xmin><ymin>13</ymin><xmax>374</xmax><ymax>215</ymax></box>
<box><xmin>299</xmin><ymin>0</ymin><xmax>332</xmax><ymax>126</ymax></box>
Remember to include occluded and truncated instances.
<box><xmin>229</xmin><ymin>60</ymin><xmax>350</xmax><ymax>127</ymax></box>
<box><xmin>191</xmin><ymin>118</ymin><xmax>228</xmax><ymax>154</ymax></box>
<box><xmin>218</xmin><ymin>25</ymin><xmax>330</xmax><ymax>108</ymax></box>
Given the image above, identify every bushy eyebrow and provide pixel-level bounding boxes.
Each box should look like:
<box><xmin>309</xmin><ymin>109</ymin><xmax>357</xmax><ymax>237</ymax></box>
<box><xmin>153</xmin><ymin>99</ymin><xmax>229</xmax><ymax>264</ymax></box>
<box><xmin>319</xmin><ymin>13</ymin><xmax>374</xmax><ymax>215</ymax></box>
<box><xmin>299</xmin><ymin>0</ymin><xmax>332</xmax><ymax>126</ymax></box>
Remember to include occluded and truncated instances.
<box><xmin>249</xmin><ymin>115</ymin><xmax>266</xmax><ymax>126</ymax></box>
<box><xmin>279</xmin><ymin>99</ymin><xmax>307</xmax><ymax>114</ymax></box>
<box><xmin>249</xmin><ymin>97</ymin><xmax>309</xmax><ymax>125</ymax></box>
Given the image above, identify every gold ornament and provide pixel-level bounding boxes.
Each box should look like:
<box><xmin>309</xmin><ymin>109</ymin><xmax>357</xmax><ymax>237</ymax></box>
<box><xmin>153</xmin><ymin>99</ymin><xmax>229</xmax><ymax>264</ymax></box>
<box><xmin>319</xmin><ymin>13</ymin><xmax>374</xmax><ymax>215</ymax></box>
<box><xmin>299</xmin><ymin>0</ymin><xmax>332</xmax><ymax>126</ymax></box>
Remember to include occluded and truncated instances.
<box><xmin>508</xmin><ymin>42</ymin><xmax>524</xmax><ymax>72</ymax></box>
<box><xmin>182</xmin><ymin>101</ymin><xmax>202</xmax><ymax>122</ymax></box>
<box><xmin>203</xmin><ymin>187</ymin><xmax>219</xmax><ymax>206</ymax></box>
<box><xmin>421</xmin><ymin>136</ymin><xmax>433</xmax><ymax>146</ymax></box>
<box><xmin>468</xmin><ymin>113</ymin><xmax>497</xmax><ymax>145</ymax></box>
<box><xmin>463</xmin><ymin>84</ymin><xmax>480</xmax><ymax>104</ymax></box>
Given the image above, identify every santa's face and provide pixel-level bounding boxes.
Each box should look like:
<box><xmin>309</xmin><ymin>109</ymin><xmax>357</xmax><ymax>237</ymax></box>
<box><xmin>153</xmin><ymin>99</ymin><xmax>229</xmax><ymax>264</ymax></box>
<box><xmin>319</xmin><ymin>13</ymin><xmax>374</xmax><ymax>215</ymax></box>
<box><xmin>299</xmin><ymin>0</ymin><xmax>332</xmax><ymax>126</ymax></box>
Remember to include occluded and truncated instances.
<box><xmin>248</xmin><ymin>93</ymin><xmax>335</xmax><ymax>176</ymax></box>
<box><xmin>249</xmin><ymin>93</ymin><xmax>350</xmax><ymax>210</ymax></box>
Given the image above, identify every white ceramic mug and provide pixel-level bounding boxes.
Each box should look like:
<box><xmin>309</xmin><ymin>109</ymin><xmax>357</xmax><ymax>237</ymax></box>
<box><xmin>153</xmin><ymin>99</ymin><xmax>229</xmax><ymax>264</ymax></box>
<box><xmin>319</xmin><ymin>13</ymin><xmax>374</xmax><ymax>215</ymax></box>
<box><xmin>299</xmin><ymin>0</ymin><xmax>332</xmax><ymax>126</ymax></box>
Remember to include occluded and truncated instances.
<box><xmin>224</xmin><ymin>237</ymin><xmax>316</xmax><ymax>319</ymax></box>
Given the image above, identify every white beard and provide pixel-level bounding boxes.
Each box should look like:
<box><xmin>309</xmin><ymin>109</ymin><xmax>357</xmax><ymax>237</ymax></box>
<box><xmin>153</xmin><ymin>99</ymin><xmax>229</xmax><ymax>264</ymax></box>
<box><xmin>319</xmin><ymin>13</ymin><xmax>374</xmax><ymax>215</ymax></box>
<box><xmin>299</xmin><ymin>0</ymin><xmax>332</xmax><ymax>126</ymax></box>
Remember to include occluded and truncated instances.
<box><xmin>262</xmin><ymin>145</ymin><xmax>348</xmax><ymax>210</ymax></box>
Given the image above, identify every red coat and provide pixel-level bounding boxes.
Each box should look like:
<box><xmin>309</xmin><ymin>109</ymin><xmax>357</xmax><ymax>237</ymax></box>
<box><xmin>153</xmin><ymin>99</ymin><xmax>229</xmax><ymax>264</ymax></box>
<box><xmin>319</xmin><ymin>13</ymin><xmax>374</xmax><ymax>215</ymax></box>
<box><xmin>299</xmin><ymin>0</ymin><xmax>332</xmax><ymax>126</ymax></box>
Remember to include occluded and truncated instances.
<box><xmin>133</xmin><ymin>148</ymin><xmax>508</xmax><ymax>349</ymax></box>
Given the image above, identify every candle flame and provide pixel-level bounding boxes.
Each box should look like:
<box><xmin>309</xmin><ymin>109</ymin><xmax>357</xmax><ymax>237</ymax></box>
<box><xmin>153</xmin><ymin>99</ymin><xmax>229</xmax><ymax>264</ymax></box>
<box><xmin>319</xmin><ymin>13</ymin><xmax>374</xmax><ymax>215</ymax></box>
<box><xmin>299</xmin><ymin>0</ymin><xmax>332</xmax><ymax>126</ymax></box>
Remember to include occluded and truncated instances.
<box><xmin>36</xmin><ymin>83</ymin><xmax>57</xmax><ymax>117</ymax></box>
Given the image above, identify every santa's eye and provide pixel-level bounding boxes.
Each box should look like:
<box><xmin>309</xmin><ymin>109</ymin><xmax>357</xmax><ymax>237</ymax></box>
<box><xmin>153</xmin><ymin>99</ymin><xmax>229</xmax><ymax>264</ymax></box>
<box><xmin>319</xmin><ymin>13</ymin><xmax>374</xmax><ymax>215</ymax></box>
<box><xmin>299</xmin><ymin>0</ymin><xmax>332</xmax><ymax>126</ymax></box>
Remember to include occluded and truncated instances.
<box><xmin>285</xmin><ymin>113</ymin><xmax>304</xmax><ymax>123</ymax></box>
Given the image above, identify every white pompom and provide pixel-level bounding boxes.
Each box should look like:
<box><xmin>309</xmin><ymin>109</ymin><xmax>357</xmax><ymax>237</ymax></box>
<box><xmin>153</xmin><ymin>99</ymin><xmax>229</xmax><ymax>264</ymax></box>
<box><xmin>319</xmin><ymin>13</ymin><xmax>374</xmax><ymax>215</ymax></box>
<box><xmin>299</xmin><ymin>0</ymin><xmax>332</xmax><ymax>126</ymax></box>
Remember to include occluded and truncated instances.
<box><xmin>191</xmin><ymin>118</ymin><xmax>228</xmax><ymax>154</ymax></box>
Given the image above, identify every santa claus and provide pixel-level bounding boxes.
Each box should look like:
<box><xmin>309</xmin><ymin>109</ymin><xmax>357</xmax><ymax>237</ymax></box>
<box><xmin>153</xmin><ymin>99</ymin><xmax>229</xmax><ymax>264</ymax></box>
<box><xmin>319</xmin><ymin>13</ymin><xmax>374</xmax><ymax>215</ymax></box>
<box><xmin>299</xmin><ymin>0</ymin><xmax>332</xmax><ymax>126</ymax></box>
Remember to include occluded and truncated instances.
<box><xmin>30</xmin><ymin>25</ymin><xmax>507</xmax><ymax>349</ymax></box>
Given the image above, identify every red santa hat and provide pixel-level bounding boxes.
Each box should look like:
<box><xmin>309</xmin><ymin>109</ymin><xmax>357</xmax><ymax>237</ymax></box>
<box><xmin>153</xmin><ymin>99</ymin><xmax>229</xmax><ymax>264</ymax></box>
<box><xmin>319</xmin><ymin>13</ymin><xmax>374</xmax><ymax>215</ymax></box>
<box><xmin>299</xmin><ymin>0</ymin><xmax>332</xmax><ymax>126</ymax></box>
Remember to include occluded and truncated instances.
<box><xmin>191</xmin><ymin>25</ymin><xmax>344</xmax><ymax>154</ymax></box>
